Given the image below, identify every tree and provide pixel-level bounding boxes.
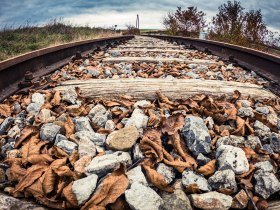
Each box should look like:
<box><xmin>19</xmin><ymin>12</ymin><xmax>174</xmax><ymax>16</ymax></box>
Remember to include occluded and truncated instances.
<box><xmin>243</xmin><ymin>9</ymin><xmax>268</xmax><ymax>44</ymax></box>
<box><xmin>163</xmin><ymin>7</ymin><xmax>206</xmax><ymax>36</ymax></box>
<box><xmin>210</xmin><ymin>1</ymin><xmax>245</xmax><ymax>44</ymax></box>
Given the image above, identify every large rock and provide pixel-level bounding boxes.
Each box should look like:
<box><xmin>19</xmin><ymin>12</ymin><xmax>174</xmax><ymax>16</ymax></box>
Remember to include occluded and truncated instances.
<box><xmin>254</xmin><ymin>120</ymin><xmax>270</xmax><ymax>132</ymax></box>
<box><xmin>106</xmin><ymin>126</ymin><xmax>139</xmax><ymax>151</ymax></box>
<box><xmin>55</xmin><ymin>139</ymin><xmax>77</xmax><ymax>155</ymax></box>
<box><xmin>91</xmin><ymin>111</ymin><xmax>111</xmax><ymax>127</ymax></box>
<box><xmin>182</xmin><ymin>116</ymin><xmax>211</xmax><ymax>156</ymax></box>
<box><xmin>40</xmin><ymin>123</ymin><xmax>61</xmax><ymax>142</ymax></box>
<box><xmin>125</xmin><ymin>182</ymin><xmax>163</xmax><ymax>210</ymax></box>
<box><xmin>254</xmin><ymin>170</ymin><xmax>280</xmax><ymax>199</ymax></box>
<box><xmin>88</xmin><ymin>104</ymin><xmax>106</xmax><ymax>118</ymax></box>
<box><xmin>126</xmin><ymin>166</ymin><xmax>148</xmax><ymax>187</ymax></box>
<box><xmin>216</xmin><ymin>135</ymin><xmax>245</xmax><ymax>147</ymax></box>
<box><xmin>78</xmin><ymin>137</ymin><xmax>96</xmax><ymax>158</ymax></box>
<box><xmin>254</xmin><ymin>161</ymin><xmax>273</xmax><ymax>172</ymax></box>
<box><xmin>182</xmin><ymin>170</ymin><xmax>211</xmax><ymax>192</ymax></box>
<box><xmin>61</xmin><ymin>87</ymin><xmax>77</xmax><ymax>104</ymax></box>
<box><xmin>31</xmin><ymin>93</ymin><xmax>45</xmax><ymax>104</ymax></box>
<box><xmin>26</xmin><ymin>103</ymin><xmax>41</xmax><ymax>115</ymax></box>
<box><xmin>189</xmin><ymin>191</ymin><xmax>232</xmax><ymax>210</ymax></box>
<box><xmin>216</xmin><ymin>145</ymin><xmax>249</xmax><ymax>174</ymax></box>
<box><xmin>156</xmin><ymin>163</ymin><xmax>175</xmax><ymax>184</ymax></box>
<box><xmin>160</xmin><ymin>189</ymin><xmax>193</xmax><ymax>210</ymax></box>
<box><xmin>270</xmin><ymin>132</ymin><xmax>280</xmax><ymax>153</ymax></box>
<box><xmin>0</xmin><ymin>192</ymin><xmax>48</xmax><ymax>210</ymax></box>
<box><xmin>237</xmin><ymin>107</ymin><xmax>254</xmax><ymax>117</ymax></box>
<box><xmin>72</xmin><ymin>174</ymin><xmax>98</xmax><ymax>205</ymax></box>
<box><xmin>125</xmin><ymin>108</ymin><xmax>148</xmax><ymax>134</ymax></box>
<box><xmin>73</xmin><ymin>117</ymin><xmax>94</xmax><ymax>133</ymax></box>
<box><xmin>208</xmin><ymin>169</ymin><xmax>237</xmax><ymax>193</ymax></box>
<box><xmin>75</xmin><ymin>130</ymin><xmax>106</xmax><ymax>146</ymax></box>
<box><xmin>85</xmin><ymin>151</ymin><xmax>131</xmax><ymax>177</ymax></box>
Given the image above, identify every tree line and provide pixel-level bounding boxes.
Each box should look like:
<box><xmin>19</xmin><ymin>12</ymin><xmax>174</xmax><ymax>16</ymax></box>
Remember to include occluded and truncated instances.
<box><xmin>163</xmin><ymin>1</ymin><xmax>279</xmax><ymax>48</ymax></box>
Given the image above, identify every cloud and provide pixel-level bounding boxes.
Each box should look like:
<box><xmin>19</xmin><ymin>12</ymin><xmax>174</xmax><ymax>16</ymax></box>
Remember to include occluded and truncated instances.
<box><xmin>0</xmin><ymin>0</ymin><xmax>279</xmax><ymax>32</ymax></box>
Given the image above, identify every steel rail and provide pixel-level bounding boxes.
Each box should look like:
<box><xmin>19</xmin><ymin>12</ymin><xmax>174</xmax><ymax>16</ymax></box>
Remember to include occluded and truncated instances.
<box><xmin>145</xmin><ymin>34</ymin><xmax>280</xmax><ymax>96</ymax></box>
<box><xmin>0</xmin><ymin>35</ymin><xmax>133</xmax><ymax>101</ymax></box>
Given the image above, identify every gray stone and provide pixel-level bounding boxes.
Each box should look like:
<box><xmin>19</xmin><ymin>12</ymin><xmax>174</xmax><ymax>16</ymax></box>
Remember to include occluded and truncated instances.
<box><xmin>245</xmin><ymin>135</ymin><xmax>262</xmax><ymax>149</ymax></box>
<box><xmin>126</xmin><ymin>166</ymin><xmax>148</xmax><ymax>187</ymax></box>
<box><xmin>104</xmin><ymin>69</ymin><xmax>112</xmax><ymax>77</ymax></box>
<box><xmin>91</xmin><ymin>111</ymin><xmax>111</xmax><ymax>127</ymax></box>
<box><xmin>105</xmin><ymin>120</ymin><xmax>115</xmax><ymax>130</ymax></box>
<box><xmin>262</xmin><ymin>144</ymin><xmax>274</xmax><ymax>154</ymax></box>
<box><xmin>189</xmin><ymin>191</ymin><xmax>232</xmax><ymax>210</ymax></box>
<box><xmin>87</xmin><ymin>69</ymin><xmax>100</xmax><ymax>77</ymax></box>
<box><xmin>237</xmin><ymin>100</ymin><xmax>251</xmax><ymax>108</ymax></box>
<box><xmin>254</xmin><ymin>161</ymin><xmax>273</xmax><ymax>172</ymax></box>
<box><xmin>216</xmin><ymin>135</ymin><xmax>245</xmax><ymax>147</ymax></box>
<box><xmin>270</xmin><ymin>132</ymin><xmax>280</xmax><ymax>153</ymax></box>
<box><xmin>85</xmin><ymin>151</ymin><xmax>132</xmax><ymax>177</ymax></box>
<box><xmin>0</xmin><ymin>117</ymin><xmax>14</xmax><ymax>135</ymax></box>
<box><xmin>208</xmin><ymin>169</ymin><xmax>237</xmax><ymax>193</ymax></box>
<box><xmin>197</xmin><ymin>153</ymin><xmax>211</xmax><ymax>166</ymax></box>
<box><xmin>216</xmin><ymin>145</ymin><xmax>249</xmax><ymax>174</ymax></box>
<box><xmin>182</xmin><ymin>170</ymin><xmax>211</xmax><ymax>192</ymax></box>
<box><xmin>7</xmin><ymin>125</ymin><xmax>20</xmax><ymax>139</ymax></box>
<box><xmin>185</xmin><ymin>72</ymin><xmax>200</xmax><ymax>79</ymax></box>
<box><xmin>254</xmin><ymin>170</ymin><xmax>280</xmax><ymax>199</ymax></box>
<box><xmin>182</xmin><ymin>116</ymin><xmax>212</xmax><ymax>156</ymax></box>
<box><xmin>26</xmin><ymin>103</ymin><xmax>41</xmax><ymax>115</ymax></box>
<box><xmin>125</xmin><ymin>108</ymin><xmax>148</xmax><ymax>134</ymax></box>
<box><xmin>12</xmin><ymin>102</ymin><xmax>21</xmax><ymax>114</ymax></box>
<box><xmin>133</xmin><ymin>100</ymin><xmax>151</xmax><ymax>109</ymax></box>
<box><xmin>254</xmin><ymin>120</ymin><xmax>270</xmax><ymax>132</ymax></box>
<box><xmin>237</xmin><ymin>107</ymin><xmax>254</xmax><ymax>117</ymax></box>
<box><xmin>125</xmin><ymin>182</ymin><xmax>163</xmax><ymax>210</ymax></box>
<box><xmin>40</xmin><ymin>123</ymin><xmax>61</xmax><ymax>142</ymax></box>
<box><xmin>78</xmin><ymin>137</ymin><xmax>96</xmax><ymax>158</ymax></box>
<box><xmin>0</xmin><ymin>192</ymin><xmax>48</xmax><ymax>210</ymax></box>
<box><xmin>61</xmin><ymin>87</ymin><xmax>77</xmax><ymax>104</ymax></box>
<box><xmin>132</xmin><ymin>143</ymin><xmax>144</xmax><ymax>162</ymax></box>
<box><xmin>31</xmin><ymin>93</ymin><xmax>45</xmax><ymax>105</ymax></box>
<box><xmin>156</xmin><ymin>163</ymin><xmax>175</xmax><ymax>184</ymax></box>
<box><xmin>55</xmin><ymin>140</ymin><xmax>77</xmax><ymax>155</ymax></box>
<box><xmin>88</xmin><ymin>104</ymin><xmax>106</xmax><ymax>117</ymax></box>
<box><xmin>106</xmin><ymin>126</ymin><xmax>139</xmax><ymax>151</ymax></box>
<box><xmin>54</xmin><ymin>134</ymin><xmax>68</xmax><ymax>145</ymax></box>
<box><xmin>72</xmin><ymin>174</ymin><xmax>98</xmax><ymax>205</ymax></box>
<box><xmin>73</xmin><ymin>117</ymin><xmax>94</xmax><ymax>133</ymax></box>
<box><xmin>254</xmin><ymin>130</ymin><xmax>271</xmax><ymax>143</ymax></box>
<box><xmin>160</xmin><ymin>189</ymin><xmax>193</xmax><ymax>210</ymax></box>
<box><xmin>75</xmin><ymin>130</ymin><xmax>106</xmax><ymax>146</ymax></box>
<box><xmin>188</xmin><ymin>64</ymin><xmax>198</xmax><ymax>69</ymax></box>
<box><xmin>255</xmin><ymin>106</ymin><xmax>270</xmax><ymax>115</ymax></box>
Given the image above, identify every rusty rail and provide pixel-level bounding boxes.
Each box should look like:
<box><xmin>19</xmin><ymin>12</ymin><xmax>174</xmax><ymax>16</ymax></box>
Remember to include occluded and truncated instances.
<box><xmin>145</xmin><ymin>34</ymin><xmax>280</xmax><ymax>96</ymax></box>
<box><xmin>0</xmin><ymin>35</ymin><xmax>133</xmax><ymax>101</ymax></box>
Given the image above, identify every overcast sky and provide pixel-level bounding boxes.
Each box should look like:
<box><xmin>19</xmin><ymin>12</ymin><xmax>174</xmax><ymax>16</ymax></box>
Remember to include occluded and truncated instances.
<box><xmin>0</xmin><ymin>0</ymin><xmax>279</xmax><ymax>33</ymax></box>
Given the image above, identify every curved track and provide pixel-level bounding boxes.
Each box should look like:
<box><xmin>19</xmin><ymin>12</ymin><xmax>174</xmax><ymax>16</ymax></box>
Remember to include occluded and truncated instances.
<box><xmin>0</xmin><ymin>35</ymin><xmax>279</xmax><ymax>210</ymax></box>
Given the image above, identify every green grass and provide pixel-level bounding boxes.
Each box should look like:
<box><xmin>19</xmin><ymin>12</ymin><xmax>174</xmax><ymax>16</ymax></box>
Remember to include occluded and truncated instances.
<box><xmin>0</xmin><ymin>21</ymin><xmax>119</xmax><ymax>61</ymax></box>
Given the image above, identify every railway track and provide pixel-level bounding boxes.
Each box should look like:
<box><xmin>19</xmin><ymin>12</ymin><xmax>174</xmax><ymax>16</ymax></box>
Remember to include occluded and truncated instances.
<box><xmin>0</xmin><ymin>35</ymin><xmax>280</xmax><ymax>210</ymax></box>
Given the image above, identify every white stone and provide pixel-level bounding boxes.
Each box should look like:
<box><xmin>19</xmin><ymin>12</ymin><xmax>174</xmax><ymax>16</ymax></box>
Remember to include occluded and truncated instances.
<box><xmin>126</xmin><ymin>166</ymin><xmax>148</xmax><ymax>187</ymax></box>
<box><xmin>216</xmin><ymin>145</ymin><xmax>249</xmax><ymax>174</ymax></box>
<box><xmin>31</xmin><ymin>93</ymin><xmax>45</xmax><ymax>104</ymax></box>
<box><xmin>182</xmin><ymin>170</ymin><xmax>211</xmax><ymax>192</ymax></box>
<box><xmin>72</xmin><ymin>174</ymin><xmax>98</xmax><ymax>205</ymax></box>
<box><xmin>125</xmin><ymin>182</ymin><xmax>163</xmax><ymax>210</ymax></box>
<box><xmin>156</xmin><ymin>163</ymin><xmax>175</xmax><ymax>184</ymax></box>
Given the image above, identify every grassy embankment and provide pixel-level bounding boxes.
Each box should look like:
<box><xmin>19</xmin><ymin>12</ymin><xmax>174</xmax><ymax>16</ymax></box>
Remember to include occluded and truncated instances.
<box><xmin>0</xmin><ymin>21</ymin><xmax>120</xmax><ymax>61</ymax></box>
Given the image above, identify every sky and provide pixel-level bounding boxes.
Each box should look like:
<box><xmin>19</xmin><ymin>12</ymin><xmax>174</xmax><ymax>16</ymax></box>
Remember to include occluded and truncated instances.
<box><xmin>0</xmin><ymin>0</ymin><xmax>279</xmax><ymax>33</ymax></box>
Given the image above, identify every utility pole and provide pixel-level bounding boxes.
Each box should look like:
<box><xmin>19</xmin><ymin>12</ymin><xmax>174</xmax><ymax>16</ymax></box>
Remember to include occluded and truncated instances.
<box><xmin>136</xmin><ymin>14</ymin><xmax>139</xmax><ymax>29</ymax></box>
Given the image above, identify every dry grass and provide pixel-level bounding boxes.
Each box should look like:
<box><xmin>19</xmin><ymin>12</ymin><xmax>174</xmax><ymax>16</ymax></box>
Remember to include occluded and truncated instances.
<box><xmin>0</xmin><ymin>20</ymin><xmax>120</xmax><ymax>61</ymax></box>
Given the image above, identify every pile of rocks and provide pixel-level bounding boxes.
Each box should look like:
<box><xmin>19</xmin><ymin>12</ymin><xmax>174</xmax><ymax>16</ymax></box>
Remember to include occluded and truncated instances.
<box><xmin>0</xmin><ymin>87</ymin><xmax>280</xmax><ymax>209</ymax></box>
